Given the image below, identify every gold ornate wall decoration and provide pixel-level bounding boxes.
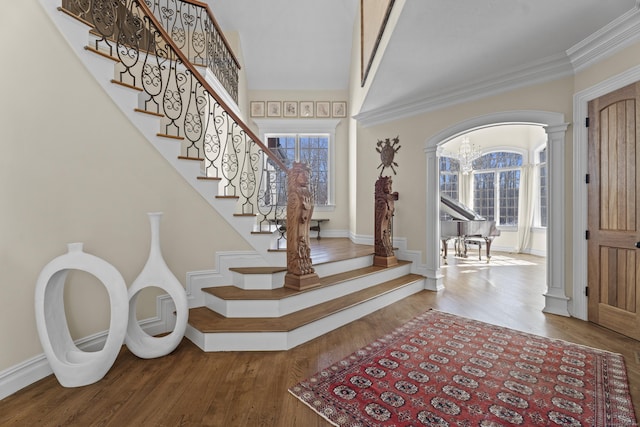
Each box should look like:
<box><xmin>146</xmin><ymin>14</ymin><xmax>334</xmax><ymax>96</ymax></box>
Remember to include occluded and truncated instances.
<box><xmin>376</xmin><ymin>136</ymin><xmax>401</xmax><ymax>176</ymax></box>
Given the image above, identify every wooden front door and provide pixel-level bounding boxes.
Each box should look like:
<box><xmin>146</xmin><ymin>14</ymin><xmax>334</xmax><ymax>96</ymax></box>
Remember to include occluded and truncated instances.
<box><xmin>588</xmin><ymin>82</ymin><xmax>640</xmax><ymax>340</ymax></box>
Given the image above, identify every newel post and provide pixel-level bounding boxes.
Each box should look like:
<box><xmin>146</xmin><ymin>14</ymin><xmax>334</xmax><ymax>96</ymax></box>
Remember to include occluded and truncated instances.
<box><xmin>284</xmin><ymin>162</ymin><xmax>321</xmax><ymax>291</ymax></box>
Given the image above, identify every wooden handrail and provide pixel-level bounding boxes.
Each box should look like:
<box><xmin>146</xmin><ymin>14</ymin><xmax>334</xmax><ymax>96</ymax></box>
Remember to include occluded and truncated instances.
<box><xmin>136</xmin><ymin>0</ymin><xmax>288</xmax><ymax>172</ymax></box>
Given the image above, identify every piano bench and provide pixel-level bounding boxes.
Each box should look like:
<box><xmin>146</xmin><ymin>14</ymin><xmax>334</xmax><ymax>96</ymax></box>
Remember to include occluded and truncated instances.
<box><xmin>464</xmin><ymin>237</ymin><xmax>485</xmax><ymax>261</ymax></box>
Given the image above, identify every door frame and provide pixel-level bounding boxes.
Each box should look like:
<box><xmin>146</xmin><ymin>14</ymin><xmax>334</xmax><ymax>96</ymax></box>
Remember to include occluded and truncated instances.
<box><xmin>424</xmin><ymin>110</ymin><xmax>569</xmax><ymax>316</ymax></box>
<box><xmin>573</xmin><ymin>64</ymin><xmax>640</xmax><ymax>320</ymax></box>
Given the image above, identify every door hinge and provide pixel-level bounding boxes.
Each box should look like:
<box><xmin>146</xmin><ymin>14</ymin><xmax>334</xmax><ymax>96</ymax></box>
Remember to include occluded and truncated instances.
<box><xmin>585</xmin><ymin>174</ymin><xmax>590</xmax><ymax>184</ymax></box>
<box><xmin>585</xmin><ymin>230</ymin><xmax>590</xmax><ymax>240</ymax></box>
<box><xmin>585</xmin><ymin>117</ymin><xmax>590</xmax><ymax>127</ymax></box>
<box><xmin>585</xmin><ymin>287</ymin><xmax>589</xmax><ymax>297</ymax></box>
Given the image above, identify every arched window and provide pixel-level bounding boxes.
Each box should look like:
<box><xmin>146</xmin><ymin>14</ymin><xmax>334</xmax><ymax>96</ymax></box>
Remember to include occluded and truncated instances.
<box><xmin>472</xmin><ymin>151</ymin><xmax>523</xmax><ymax>226</ymax></box>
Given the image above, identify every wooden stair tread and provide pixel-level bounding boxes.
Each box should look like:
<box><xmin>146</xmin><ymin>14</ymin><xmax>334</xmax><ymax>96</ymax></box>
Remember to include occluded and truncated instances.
<box><xmin>157</xmin><ymin>133</ymin><xmax>184</xmax><ymax>140</ymax></box>
<box><xmin>110</xmin><ymin>79</ymin><xmax>143</xmax><ymax>91</ymax></box>
<box><xmin>228</xmin><ymin>266</ymin><xmax>288</xmax><ymax>275</ymax></box>
<box><xmin>204</xmin><ymin>261</ymin><xmax>412</xmax><ymax>300</ymax></box>
<box><xmin>84</xmin><ymin>45</ymin><xmax>119</xmax><ymax>62</ymax></box>
<box><xmin>134</xmin><ymin>107</ymin><xmax>164</xmax><ymax>117</ymax></box>
<box><xmin>309</xmin><ymin>239</ymin><xmax>375</xmax><ymax>264</ymax></box>
<box><xmin>189</xmin><ymin>273</ymin><xmax>424</xmax><ymax>333</ymax></box>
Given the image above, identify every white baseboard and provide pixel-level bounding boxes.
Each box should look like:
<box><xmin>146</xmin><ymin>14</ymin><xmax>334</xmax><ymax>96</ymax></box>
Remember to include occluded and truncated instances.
<box><xmin>0</xmin><ymin>295</ymin><xmax>173</xmax><ymax>401</ymax></box>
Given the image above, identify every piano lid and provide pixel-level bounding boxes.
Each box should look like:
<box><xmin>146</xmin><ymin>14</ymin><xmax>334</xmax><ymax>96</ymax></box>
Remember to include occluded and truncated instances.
<box><xmin>440</xmin><ymin>194</ymin><xmax>485</xmax><ymax>221</ymax></box>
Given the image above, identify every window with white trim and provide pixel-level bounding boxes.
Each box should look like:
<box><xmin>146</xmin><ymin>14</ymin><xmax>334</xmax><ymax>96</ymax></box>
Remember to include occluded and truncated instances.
<box><xmin>472</xmin><ymin>151</ymin><xmax>523</xmax><ymax>226</ymax></box>
<box><xmin>439</xmin><ymin>156</ymin><xmax>459</xmax><ymax>220</ymax></box>
<box><xmin>266</xmin><ymin>134</ymin><xmax>329</xmax><ymax>206</ymax></box>
<box><xmin>256</xmin><ymin>118</ymin><xmax>339</xmax><ymax>210</ymax></box>
<box><xmin>439</xmin><ymin>156</ymin><xmax>460</xmax><ymax>199</ymax></box>
<box><xmin>537</xmin><ymin>146</ymin><xmax>548</xmax><ymax>227</ymax></box>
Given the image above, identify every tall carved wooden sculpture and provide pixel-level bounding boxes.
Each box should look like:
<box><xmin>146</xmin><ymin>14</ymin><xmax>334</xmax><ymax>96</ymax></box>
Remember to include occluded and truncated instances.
<box><xmin>374</xmin><ymin>176</ymin><xmax>399</xmax><ymax>267</ymax></box>
<box><xmin>284</xmin><ymin>162</ymin><xmax>320</xmax><ymax>290</ymax></box>
<box><xmin>374</xmin><ymin>136</ymin><xmax>401</xmax><ymax>267</ymax></box>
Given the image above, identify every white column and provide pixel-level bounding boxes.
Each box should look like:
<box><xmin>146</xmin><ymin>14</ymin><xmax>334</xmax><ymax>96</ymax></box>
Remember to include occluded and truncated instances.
<box><xmin>543</xmin><ymin>123</ymin><xmax>571</xmax><ymax>316</ymax></box>
<box><xmin>425</xmin><ymin>145</ymin><xmax>444</xmax><ymax>291</ymax></box>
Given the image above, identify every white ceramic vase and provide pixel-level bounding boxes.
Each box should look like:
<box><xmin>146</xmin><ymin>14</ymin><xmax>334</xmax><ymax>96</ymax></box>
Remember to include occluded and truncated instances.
<box><xmin>125</xmin><ymin>212</ymin><xmax>188</xmax><ymax>359</ymax></box>
<box><xmin>34</xmin><ymin>243</ymin><xmax>128</xmax><ymax>387</ymax></box>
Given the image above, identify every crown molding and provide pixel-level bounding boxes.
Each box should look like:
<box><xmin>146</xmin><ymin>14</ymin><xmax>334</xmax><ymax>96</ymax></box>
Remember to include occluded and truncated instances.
<box><xmin>567</xmin><ymin>4</ymin><xmax>640</xmax><ymax>73</ymax></box>
<box><xmin>355</xmin><ymin>53</ymin><xmax>574</xmax><ymax>127</ymax></box>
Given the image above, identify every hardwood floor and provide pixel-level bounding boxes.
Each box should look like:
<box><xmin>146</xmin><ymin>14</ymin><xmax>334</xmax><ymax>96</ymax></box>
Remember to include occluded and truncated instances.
<box><xmin>2</xmin><ymin>240</ymin><xmax>639</xmax><ymax>426</ymax></box>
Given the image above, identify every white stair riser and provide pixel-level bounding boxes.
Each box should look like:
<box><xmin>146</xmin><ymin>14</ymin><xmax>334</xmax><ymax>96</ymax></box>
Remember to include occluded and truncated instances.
<box><xmin>189</xmin><ymin>278</ymin><xmax>425</xmax><ymax>351</ymax></box>
<box><xmin>206</xmin><ymin>263</ymin><xmax>413</xmax><ymax>317</ymax></box>
<box><xmin>313</xmin><ymin>255</ymin><xmax>373</xmax><ymax>277</ymax></box>
<box><xmin>287</xmin><ymin>280</ymin><xmax>424</xmax><ymax>349</ymax></box>
<box><xmin>220</xmin><ymin>254</ymin><xmax>375</xmax><ymax>292</ymax></box>
<box><xmin>232</xmin><ymin>271</ymin><xmax>287</xmax><ymax>290</ymax></box>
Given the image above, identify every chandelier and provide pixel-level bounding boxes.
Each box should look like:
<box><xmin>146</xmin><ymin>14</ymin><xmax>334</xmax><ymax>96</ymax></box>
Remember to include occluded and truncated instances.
<box><xmin>458</xmin><ymin>136</ymin><xmax>481</xmax><ymax>174</ymax></box>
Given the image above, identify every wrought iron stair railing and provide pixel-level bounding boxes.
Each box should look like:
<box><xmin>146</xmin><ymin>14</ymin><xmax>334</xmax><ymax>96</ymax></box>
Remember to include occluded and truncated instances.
<box><xmin>60</xmin><ymin>0</ymin><xmax>289</xmax><ymax>232</ymax></box>
<box><xmin>144</xmin><ymin>0</ymin><xmax>240</xmax><ymax>104</ymax></box>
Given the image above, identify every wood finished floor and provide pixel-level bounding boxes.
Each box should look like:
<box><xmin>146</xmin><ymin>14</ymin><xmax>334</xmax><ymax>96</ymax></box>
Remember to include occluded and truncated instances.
<box><xmin>2</xmin><ymin>239</ymin><xmax>640</xmax><ymax>426</ymax></box>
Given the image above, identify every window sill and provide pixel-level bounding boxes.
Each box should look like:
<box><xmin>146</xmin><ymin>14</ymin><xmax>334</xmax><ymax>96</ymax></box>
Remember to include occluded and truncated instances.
<box><xmin>314</xmin><ymin>204</ymin><xmax>336</xmax><ymax>212</ymax></box>
<box><xmin>497</xmin><ymin>226</ymin><xmax>518</xmax><ymax>232</ymax></box>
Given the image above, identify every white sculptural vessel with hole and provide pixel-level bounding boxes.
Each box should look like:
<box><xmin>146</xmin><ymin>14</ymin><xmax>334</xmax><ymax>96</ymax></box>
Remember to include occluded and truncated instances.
<box><xmin>34</xmin><ymin>243</ymin><xmax>129</xmax><ymax>387</ymax></box>
<box><xmin>125</xmin><ymin>212</ymin><xmax>188</xmax><ymax>359</ymax></box>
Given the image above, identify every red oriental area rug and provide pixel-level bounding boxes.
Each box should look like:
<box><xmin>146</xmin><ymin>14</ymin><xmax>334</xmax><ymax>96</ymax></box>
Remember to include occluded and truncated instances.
<box><xmin>289</xmin><ymin>310</ymin><xmax>636</xmax><ymax>426</ymax></box>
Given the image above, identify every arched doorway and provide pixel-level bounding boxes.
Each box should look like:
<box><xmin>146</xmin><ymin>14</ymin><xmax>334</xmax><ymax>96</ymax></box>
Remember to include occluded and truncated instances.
<box><xmin>424</xmin><ymin>111</ymin><xmax>570</xmax><ymax>316</ymax></box>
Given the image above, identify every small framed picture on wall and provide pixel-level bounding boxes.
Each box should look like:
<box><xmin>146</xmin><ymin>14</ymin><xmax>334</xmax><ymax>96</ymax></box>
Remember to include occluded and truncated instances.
<box><xmin>300</xmin><ymin>101</ymin><xmax>314</xmax><ymax>117</ymax></box>
<box><xmin>250</xmin><ymin>101</ymin><xmax>265</xmax><ymax>117</ymax></box>
<box><xmin>316</xmin><ymin>101</ymin><xmax>330</xmax><ymax>118</ymax></box>
<box><xmin>332</xmin><ymin>101</ymin><xmax>347</xmax><ymax>118</ymax></box>
<box><xmin>283</xmin><ymin>101</ymin><xmax>298</xmax><ymax>117</ymax></box>
<box><xmin>267</xmin><ymin>101</ymin><xmax>281</xmax><ymax>117</ymax></box>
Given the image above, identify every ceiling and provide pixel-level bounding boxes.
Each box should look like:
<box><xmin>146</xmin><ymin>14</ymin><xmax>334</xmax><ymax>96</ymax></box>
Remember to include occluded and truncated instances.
<box><xmin>207</xmin><ymin>0</ymin><xmax>638</xmax><ymax>121</ymax></box>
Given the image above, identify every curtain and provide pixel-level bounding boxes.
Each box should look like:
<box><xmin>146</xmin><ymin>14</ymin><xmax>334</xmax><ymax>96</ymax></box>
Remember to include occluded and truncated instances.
<box><xmin>459</xmin><ymin>172</ymin><xmax>473</xmax><ymax>208</ymax></box>
<box><xmin>515</xmin><ymin>164</ymin><xmax>539</xmax><ymax>253</ymax></box>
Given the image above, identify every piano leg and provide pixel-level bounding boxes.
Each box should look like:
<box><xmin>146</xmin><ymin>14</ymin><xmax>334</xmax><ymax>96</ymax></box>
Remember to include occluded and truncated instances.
<box><xmin>441</xmin><ymin>240</ymin><xmax>448</xmax><ymax>264</ymax></box>
<box><xmin>485</xmin><ymin>237</ymin><xmax>494</xmax><ymax>263</ymax></box>
<box><xmin>456</xmin><ymin>239</ymin><xmax>461</xmax><ymax>257</ymax></box>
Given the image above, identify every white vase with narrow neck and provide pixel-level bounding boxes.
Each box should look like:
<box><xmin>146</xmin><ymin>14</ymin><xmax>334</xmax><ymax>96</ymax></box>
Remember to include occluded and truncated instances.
<box><xmin>125</xmin><ymin>212</ymin><xmax>188</xmax><ymax>359</ymax></box>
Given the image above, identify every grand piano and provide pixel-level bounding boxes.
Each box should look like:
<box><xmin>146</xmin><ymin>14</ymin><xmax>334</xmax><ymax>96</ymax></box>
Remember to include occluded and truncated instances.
<box><xmin>440</xmin><ymin>194</ymin><xmax>500</xmax><ymax>263</ymax></box>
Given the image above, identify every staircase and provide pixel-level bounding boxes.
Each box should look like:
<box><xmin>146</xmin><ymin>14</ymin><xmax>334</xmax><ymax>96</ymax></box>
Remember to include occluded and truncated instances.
<box><xmin>187</xmin><ymin>244</ymin><xmax>425</xmax><ymax>351</ymax></box>
<box><xmin>44</xmin><ymin>0</ymin><xmax>426</xmax><ymax>352</ymax></box>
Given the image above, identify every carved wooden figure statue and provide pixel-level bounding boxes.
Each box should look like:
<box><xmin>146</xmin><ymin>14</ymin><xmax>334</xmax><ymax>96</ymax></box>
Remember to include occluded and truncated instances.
<box><xmin>285</xmin><ymin>162</ymin><xmax>320</xmax><ymax>290</ymax></box>
<box><xmin>374</xmin><ymin>176</ymin><xmax>399</xmax><ymax>267</ymax></box>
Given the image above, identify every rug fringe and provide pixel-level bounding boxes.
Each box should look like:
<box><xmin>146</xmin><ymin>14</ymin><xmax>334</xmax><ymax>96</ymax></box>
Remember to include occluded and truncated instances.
<box><xmin>287</xmin><ymin>389</ymin><xmax>340</xmax><ymax>427</ymax></box>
